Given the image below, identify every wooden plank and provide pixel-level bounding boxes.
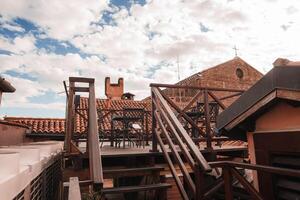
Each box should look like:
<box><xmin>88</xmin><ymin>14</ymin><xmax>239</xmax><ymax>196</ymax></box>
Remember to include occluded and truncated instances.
<box><xmin>230</xmin><ymin>168</ymin><xmax>263</xmax><ymax>200</ymax></box>
<box><xmin>65</xmin><ymin>81</ymin><xmax>75</xmax><ymax>153</ymax></box>
<box><xmin>208</xmin><ymin>91</ymin><xmax>226</xmax><ymax>110</ymax></box>
<box><xmin>101</xmin><ymin>183</ymin><xmax>172</xmax><ymax>194</ymax></box>
<box><xmin>223</xmin><ymin>167</ymin><xmax>233</xmax><ymax>200</ymax></box>
<box><xmin>74</xmin><ymin>87</ymin><xmax>89</xmax><ymax>92</ymax></box>
<box><xmin>88</xmin><ymin>81</ymin><xmax>104</xmax><ymax>188</ymax></box>
<box><xmin>68</xmin><ymin>177</ymin><xmax>81</xmax><ymax>200</ymax></box>
<box><xmin>155</xmin><ymin>111</ymin><xmax>196</xmax><ymax>195</ymax></box>
<box><xmin>149</xmin><ymin>83</ymin><xmax>245</xmax><ymax>92</ymax></box>
<box><xmin>69</xmin><ymin>77</ymin><xmax>94</xmax><ymax>83</ymax></box>
<box><xmin>156</xmin><ymin>87</ymin><xmax>205</xmax><ymax>137</ymax></box>
<box><xmin>153</xmin><ymin>87</ymin><xmax>211</xmax><ymax>172</ymax></box>
<box><xmin>154</xmin><ymin>100</ymin><xmax>195</xmax><ymax>169</ymax></box>
<box><xmin>103</xmin><ymin>166</ymin><xmax>165</xmax><ymax>179</ymax></box>
<box><xmin>204</xmin><ymin>89</ymin><xmax>212</xmax><ymax>150</ymax></box>
<box><xmin>154</xmin><ymin>129</ymin><xmax>190</xmax><ymax>200</ymax></box>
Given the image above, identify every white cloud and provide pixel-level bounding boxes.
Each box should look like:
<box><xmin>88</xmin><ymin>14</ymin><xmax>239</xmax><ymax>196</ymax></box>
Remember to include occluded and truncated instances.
<box><xmin>0</xmin><ymin>0</ymin><xmax>109</xmax><ymax>40</ymax></box>
<box><xmin>1</xmin><ymin>0</ymin><xmax>300</xmax><ymax>117</ymax></box>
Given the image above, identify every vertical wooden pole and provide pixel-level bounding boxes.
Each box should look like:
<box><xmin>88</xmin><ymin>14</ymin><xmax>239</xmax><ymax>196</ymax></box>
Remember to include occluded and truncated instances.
<box><xmin>65</xmin><ymin>81</ymin><xmax>75</xmax><ymax>153</ymax></box>
<box><xmin>88</xmin><ymin>81</ymin><xmax>103</xmax><ymax>189</ymax></box>
<box><xmin>223</xmin><ymin>167</ymin><xmax>233</xmax><ymax>200</ymax></box>
<box><xmin>194</xmin><ymin>164</ymin><xmax>204</xmax><ymax>200</ymax></box>
<box><xmin>151</xmin><ymin>88</ymin><xmax>158</xmax><ymax>152</ymax></box>
<box><xmin>203</xmin><ymin>89</ymin><xmax>212</xmax><ymax>150</ymax></box>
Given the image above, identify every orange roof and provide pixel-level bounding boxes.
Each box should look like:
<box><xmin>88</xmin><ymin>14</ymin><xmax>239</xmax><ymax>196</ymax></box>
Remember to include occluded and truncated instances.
<box><xmin>5</xmin><ymin>98</ymin><xmax>151</xmax><ymax>135</ymax></box>
<box><xmin>4</xmin><ymin>117</ymin><xmax>65</xmax><ymax>134</ymax></box>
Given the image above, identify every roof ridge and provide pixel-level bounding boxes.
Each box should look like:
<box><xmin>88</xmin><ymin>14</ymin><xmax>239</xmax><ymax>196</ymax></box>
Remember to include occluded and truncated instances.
<box><xmin>4</xmin><ymin>117</ymin><xmax>65</xmax><ymax>120</ymax></box>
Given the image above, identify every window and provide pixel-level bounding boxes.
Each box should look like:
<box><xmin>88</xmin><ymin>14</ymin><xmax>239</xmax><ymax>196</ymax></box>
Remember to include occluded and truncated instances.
<box><xmin>236</xmin><ymin>68</ymin><xmax>244</xmax><ymax>79</ymax></box>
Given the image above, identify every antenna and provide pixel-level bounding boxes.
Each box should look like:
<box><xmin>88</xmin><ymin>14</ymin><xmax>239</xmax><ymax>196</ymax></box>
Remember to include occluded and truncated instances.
<box><xmin>177</xmin><ymin>55</ymin><xmax>180</xmax><ymax>81</ymax></box>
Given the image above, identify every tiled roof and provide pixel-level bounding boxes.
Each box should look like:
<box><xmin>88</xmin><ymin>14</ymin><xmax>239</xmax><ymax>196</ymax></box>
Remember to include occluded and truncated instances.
<box><xmin>0</xmin><ymin>119</ymin><xmax>29</xmax><ymax>129</ymax></box>
<box><xmin>4</xmin><ymin>117</ymin><xmax>65</xmax><ymax>134</ymax></box>
<box><xmin>5</xmin><ymin>98</ymin><xmax>151</xmax><ymax>135</ymax></box>
<box><xmin>75</xmin><ymin>98</ymin><xmax>151</xmax><ymax>134</ymax></box>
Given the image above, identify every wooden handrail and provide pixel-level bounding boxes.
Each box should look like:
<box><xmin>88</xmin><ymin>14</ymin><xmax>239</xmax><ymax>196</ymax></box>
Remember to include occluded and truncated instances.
<box><xmin>209</xmin><ymin>161</ymin><xmax>300</xmax><ymax>178</ymax></box>
<box><xmin>149</xmin><ymin>83</ymin><xmax>245</xmax><ymax>92</ymax></box>
<box><xmin>152</xmin><ymin>87</ymin><xmax>211</xmax><ymax>171</ymax></box>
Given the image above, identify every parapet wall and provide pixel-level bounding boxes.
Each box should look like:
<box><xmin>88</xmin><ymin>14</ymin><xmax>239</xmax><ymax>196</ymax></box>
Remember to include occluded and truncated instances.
<box><xmin>0</xmin><ymin>141</ymin><xmax>63</xmax><ymax>200</ymax></box>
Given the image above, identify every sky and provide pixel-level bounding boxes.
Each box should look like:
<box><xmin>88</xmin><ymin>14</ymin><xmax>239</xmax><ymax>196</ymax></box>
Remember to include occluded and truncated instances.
<box><xmin>0</xmin><ymin>0</ymin><xmax>300</xmax><ymax>118</ymax></box>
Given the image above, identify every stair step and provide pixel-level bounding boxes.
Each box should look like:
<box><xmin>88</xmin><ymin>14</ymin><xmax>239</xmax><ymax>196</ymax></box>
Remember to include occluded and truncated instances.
<box><xmin>101</xmin><ymin>183</ymin><xmax>172</xmax><ymax>194</ymax></box>
<box><xmin>103</xmin><ymin>166</ymin><xmax>165</xmax><ymax>178</ymax></box>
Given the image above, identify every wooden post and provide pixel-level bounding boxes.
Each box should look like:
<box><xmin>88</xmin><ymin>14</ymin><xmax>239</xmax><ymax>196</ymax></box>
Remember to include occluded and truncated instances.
<box><xmin>203</xmin><ymin>89</ymin><xmax>212</xmax><ymax>150</ymax></box>
<box><xmin>68</xmin><ymin>177</ymin><xmax>81</xmax><ymax>200</ymax></box>
<box><xmin>151</xmin><ymin>88</ymin><xmax>158</xmax><ymax>152</ymax></box>
<box><xmin>65</xmin><ymin>81</ymin><xmax>75</xmax><ymax>153</ymax></box>
<box><xmin>88</xmin><ymin>81</ymin><xmax>103</xmax><ymax>189</ymax></box>
<box><xmin>194</xmin><ymin>164</ymin><xmax>205</xmax><ymax>200</ymax></box>
<box><xmin>223</xmin><ymin>167</ymin><xmax>233</xmax><ymax>200</ymax></box>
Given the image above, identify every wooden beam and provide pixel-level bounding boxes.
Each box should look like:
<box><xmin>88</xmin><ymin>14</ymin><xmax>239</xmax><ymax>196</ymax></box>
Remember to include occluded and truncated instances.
<box><xmin>208</xmin><ymin>91</ymin><xmax>226</xmax><ymax>110</ymax></box>
<box><xmin>230</xmin><ymin>168</ymin><xmax>263</xmax><ymax>200</ymax></box>
<box><xmin>69</xmin><ymin>77</ymin><xmax>94</xmax><ymax>83</ymax></box>
<box><xmin>68</xmin><ymin>177</ymin><xmax>81</xmax><ymax>200</ymax></box>
<box><xmin>223</xmin><ymin>167</ymin><xmax>233</xmax><ymax>200</ymax></box>
<box><xmin>88</xmin><ymin>81</ymin><xmax>103</xmax><ymax>188</ymax></box>
<box><xmin>150</xmin><ymin>83</ymin><xmax>245</xmax><ymax>92</ymax></box>
<box><xmin>74</xmin><ymin>87</ymin><xmax>90</xmax><ymax>92</ymax></box>
<box><xmin>153</xmin><ymin>87</ymin><xmax>211</xmax><ymax>172</ymax></box>
<box><xmin>65</xmin><ymin>81</ymin><xmax>75</xmax><ymax>153</ymax></box>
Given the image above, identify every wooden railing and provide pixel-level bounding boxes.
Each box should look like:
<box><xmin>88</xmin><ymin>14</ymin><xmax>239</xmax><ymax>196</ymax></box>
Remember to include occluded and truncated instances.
<box><xmin>151</xmin><ymin>85</ymin><xmax>212</xmax><ymax>200</ymax></box>
<box><xmin>65</xmin><ymin>77</ymin><xmax>103</xmax><ymax>192</ymax></box>
<box><xmin>208</xmin><ymin>161</ymin><xmax>300</xmax><ymax>200</ymax></box>
<box><xmin>150</xmin><ymin>83</ymin><xmax>246</xmax><ymax>200</ymax></box>
<box><xmin>150</xmin><ymin>83</ymin><xmax>244</xmax><ymax>151</ymax></box>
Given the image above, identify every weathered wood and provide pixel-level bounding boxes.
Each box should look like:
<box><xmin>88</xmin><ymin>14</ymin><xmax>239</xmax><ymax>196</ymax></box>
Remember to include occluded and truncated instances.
<box><xmin>65</xmin><ymin>81</ymin><xmax>75</xmax><ymax>153</ymax></box>
<box><xmin>155</xmin><ymin>111</ymin><xmax>196</xmax><ymax>195</ymax></box>
<box><xmin>153</xmin><ymin>100</ymin><xmax>195</xmax><ymax>169</ymax></box>
<box><xmin>157</xmin><ymin>87</ymin><xmax>206</xmax><ymax>137</ymax></box>
<box><xmin>202</xmin><ymin>178</ymin><xmax>224</xmax><ymax>200</ymax></box>
<box><xmin>223</xmin><ymin>167</ymin><xmax>233</xmax><ymax>200</ymax></box>
<box><xmin>103</xmin><ymin>166</ymin><xmax>164</xmax><ymax>179</ymax></box>
<box><xmin>230</xmin><ymin>168</ymin><xmax>263</xmax><ymax>200</ymax></box>
<box><xmin>69</xmin><ymin>77</ymin><xmax>94</xmax><ymax>83</ymax></box>
<box><xmin>209</xmin><ymin>161</ymin><xmax>300</xmax><ymax>178</ymax></box>
<box><xmin>149</xmin><ymin>83</ymin><xmax>245</xmax><ymax>92</ymax></box>
<box><xmin>73</xmin><ymin>87</ymin><xmax>90</xmax><ymax>92</ymax></box>
<box><xmin>208</xmin><ymin>91</ymin><xmax>226</xmax><ymax>110</ymax></box>
<box><xmin>203</xmin><ymin>89</ymin><xmax>212</xmax><ymax>150</ymax></box>
<box><xmin>155</xmin><ymin>128</ymin><xmax>190</xmax><ymax>200</ymax></box>
<box><xmin>101</xmin><ymin>183</ymin><xmax>171</xmax><ymax>194</ymax></box>
<box><xmin>88</xmin><ymin>81</ymin><xmax>103</xmax><ymax>188</ymax></box>
<box><xmin>153</xmin><ymin>87</ymin><xmax>211</xmax><ymax>171</ymax></box>
<box><xmin>151</xmin><ymin>88</ymin><xmax>158</xmax><ymax>152</ymax></box>
<box><xmin>68</xmin><ymin>177</ymin><xmax>81</xmax><ymax>200</ymax></box>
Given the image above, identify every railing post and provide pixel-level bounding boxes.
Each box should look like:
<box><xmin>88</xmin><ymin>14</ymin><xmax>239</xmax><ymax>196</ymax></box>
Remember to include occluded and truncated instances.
<box><xmin>223</xmin><ymin>166</ymin><xmax>233</xmax><ymax>200</ymax></box>
<box><xmin>151</xmin><ymin>88</ymin><xmax>158</xmax><ymax>152</ymax></box>
<box><xmin>65</xmin><ymin>81</ymin><xmax>75</xmax><ymax>153</ymax></box>
<box><xmin>204</xmin><ymin>89</ymin><xmax>212</xmax><ymax>150</ymax></box>
<box><xmin>88</xmin><ymin>81</ymin><xmax>103</xmax><ymax>190</ymax></box>
<box><xmin>194</xmin><ymin>164</ymin><xmax>205</xmax><ymax>200</ymax></box>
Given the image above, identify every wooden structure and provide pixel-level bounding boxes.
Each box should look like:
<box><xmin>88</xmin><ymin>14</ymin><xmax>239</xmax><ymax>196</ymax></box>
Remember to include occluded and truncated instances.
<box><xmin>217</xmin><ymin>65</ymin><xmax>300</xmax><ymax>199</ymax></box>
<box><xmin>64</xmin><ymin>77</ymin><xmax>103</xmax><ymax>191</ymax></box>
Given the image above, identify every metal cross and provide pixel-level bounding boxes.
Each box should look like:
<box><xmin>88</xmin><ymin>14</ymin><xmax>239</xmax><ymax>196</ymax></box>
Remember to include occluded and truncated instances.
<box><xmin>233</xmin><ymin>45</ymin><xmax>239</xmax><ymax>57</ymax></box>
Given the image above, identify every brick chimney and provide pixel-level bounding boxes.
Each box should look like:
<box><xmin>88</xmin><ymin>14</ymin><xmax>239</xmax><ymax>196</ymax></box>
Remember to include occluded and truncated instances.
<box><xmin>105</xmin><ymin>77</ymin><xmax>124</xmax><ymax>100</ymax></box>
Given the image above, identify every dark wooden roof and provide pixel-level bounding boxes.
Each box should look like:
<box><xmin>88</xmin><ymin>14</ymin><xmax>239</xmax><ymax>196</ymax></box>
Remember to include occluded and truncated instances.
<box><xmin>217</xmin><ymin>65</ymin><xmax>300</xmax><ymax>137</ymax></box>
<box><xmin>0</xmin><ymin>76</ymin><xmax>15</xmax><ymax>92</ymax></box>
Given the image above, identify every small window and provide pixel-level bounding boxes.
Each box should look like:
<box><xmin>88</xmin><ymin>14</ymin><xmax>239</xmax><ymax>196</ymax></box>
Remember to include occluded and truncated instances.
<box><xmin>236</xmin><ymin>68</ymin><xmax>244</xmax><ymax>79</ymax></box>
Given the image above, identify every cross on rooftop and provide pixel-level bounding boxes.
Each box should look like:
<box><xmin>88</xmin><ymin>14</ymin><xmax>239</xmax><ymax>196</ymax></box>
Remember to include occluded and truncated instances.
<box><xmin>233</xmin><ymin>45</ymin><xmax>239</xmax><ymax>57</ymax></box>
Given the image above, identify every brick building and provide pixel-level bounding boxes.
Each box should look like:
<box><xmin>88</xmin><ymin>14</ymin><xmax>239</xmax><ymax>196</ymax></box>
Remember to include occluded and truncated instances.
<box><xmin>159</xmin><ymin>56</ymin><xmax>263</xmax><ymax>108</ymax></box>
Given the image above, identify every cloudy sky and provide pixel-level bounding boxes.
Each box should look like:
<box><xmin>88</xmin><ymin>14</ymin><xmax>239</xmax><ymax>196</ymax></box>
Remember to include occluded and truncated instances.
<box><xmin>0</xmin><ymin>0</ymin><xmax>299</xmax><ymax>118</ymax></box>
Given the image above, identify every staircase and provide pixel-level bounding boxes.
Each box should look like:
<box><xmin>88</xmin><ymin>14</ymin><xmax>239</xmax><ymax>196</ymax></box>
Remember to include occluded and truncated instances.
<box><xmin>101</xmin><ymin>153</ymin><xmax>171</xmax><ymax>200</ymax></box>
